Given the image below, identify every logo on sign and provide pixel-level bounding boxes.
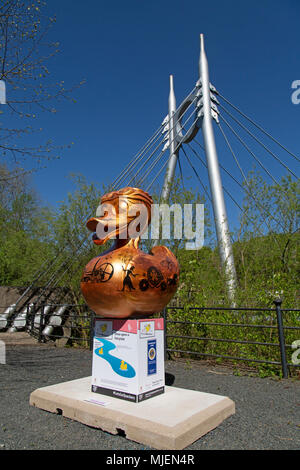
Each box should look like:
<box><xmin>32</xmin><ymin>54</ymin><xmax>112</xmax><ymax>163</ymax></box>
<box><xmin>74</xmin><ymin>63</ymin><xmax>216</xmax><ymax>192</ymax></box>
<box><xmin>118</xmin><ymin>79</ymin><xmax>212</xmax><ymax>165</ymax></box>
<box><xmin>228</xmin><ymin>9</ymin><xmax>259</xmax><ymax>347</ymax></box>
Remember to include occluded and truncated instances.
<box><xmin>140</xmin><ymin>321</ymin><xmax>155</xmax><ymax>338</ymax></box>
<box><xmin>147</xmin><ymin>339</ymin><xmax>157</xmax><ymax>375</ymax></box>
<box><xmin>94</xmin><ymin>320</ymin><xmax>112</xmax><ymax>338</ymax></box>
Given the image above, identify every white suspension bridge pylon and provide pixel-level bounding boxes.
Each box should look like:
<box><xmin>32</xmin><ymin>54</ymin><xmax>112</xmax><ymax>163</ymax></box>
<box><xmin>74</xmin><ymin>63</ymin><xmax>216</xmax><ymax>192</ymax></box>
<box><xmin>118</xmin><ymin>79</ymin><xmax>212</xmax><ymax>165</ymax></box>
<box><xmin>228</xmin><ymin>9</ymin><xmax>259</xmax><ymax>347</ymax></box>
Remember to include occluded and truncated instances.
<box><xmin>151</xmin><ymin>34</ymin><xmax>237</xmax><ymax>301</ymax></box>
<box><xmin>3</xmin><ymin>33</ymin><xmax>299</xmax><ymax>332</ymax></box>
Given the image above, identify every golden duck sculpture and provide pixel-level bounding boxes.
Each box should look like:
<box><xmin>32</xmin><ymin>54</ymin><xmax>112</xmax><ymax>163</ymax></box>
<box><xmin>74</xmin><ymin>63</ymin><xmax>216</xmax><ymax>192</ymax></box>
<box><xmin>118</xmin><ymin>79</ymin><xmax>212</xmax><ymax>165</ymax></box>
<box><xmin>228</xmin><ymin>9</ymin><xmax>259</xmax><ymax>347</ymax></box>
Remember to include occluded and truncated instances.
<box><xmin>80</xmin><ymin>187</ymin><xmax>179</xmax><ymax>318</ymax></box>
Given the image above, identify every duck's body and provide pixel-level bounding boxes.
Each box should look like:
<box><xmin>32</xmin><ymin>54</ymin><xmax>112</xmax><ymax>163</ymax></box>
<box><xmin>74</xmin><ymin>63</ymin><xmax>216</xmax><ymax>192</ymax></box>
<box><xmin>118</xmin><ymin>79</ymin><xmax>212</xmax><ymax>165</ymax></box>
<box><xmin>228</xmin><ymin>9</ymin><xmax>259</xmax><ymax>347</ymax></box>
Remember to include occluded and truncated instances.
<box><xmin>80</xmin><ymin>187</ymin><xmax>179</xmax><ymax>318</ymax></box>
<box><xmin>81</xmin><ymin>240</ymin><xmax>179</xmax><ymax>318</ymax></box>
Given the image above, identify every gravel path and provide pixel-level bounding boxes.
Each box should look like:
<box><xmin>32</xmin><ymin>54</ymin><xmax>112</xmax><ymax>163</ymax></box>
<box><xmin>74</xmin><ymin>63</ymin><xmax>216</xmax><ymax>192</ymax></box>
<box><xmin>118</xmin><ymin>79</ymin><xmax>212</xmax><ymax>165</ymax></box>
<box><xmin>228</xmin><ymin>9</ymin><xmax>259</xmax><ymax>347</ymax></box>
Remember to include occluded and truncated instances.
<box><xmin>0</xmin><ymin>344</ymin><xmax>299</xmax><ymax>450</ymax></box>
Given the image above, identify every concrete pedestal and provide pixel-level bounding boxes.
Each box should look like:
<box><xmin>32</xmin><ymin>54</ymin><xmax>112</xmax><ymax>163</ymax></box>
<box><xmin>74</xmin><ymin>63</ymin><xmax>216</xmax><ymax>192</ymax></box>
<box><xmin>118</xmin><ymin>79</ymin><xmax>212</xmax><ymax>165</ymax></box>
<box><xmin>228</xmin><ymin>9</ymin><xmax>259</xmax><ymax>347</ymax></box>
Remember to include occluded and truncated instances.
<box><xmin>30</xmin><ymin>376</ymin><xmax>235</xmax><ymax>450</ymax></box>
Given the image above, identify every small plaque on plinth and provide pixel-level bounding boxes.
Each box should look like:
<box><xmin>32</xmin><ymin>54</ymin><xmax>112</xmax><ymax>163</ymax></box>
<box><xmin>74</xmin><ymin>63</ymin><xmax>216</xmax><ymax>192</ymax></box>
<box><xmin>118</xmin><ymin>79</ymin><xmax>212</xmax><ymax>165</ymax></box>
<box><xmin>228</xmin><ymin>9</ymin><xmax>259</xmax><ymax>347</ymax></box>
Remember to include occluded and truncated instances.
<box><xmin>91</xmin><ymin>317</ymin><xmax>165</xmax><ymax>403</ymax></box>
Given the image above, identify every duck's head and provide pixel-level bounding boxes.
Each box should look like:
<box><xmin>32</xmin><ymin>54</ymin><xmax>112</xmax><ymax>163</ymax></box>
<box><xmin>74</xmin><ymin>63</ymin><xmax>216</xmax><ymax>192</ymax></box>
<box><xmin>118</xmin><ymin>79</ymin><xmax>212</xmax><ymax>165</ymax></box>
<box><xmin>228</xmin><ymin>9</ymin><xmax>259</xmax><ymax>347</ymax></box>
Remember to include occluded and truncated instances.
<box><xmin>86</xmin><ymin>187</ymin><xmax>153</xmax><ymax>245</ymax></box>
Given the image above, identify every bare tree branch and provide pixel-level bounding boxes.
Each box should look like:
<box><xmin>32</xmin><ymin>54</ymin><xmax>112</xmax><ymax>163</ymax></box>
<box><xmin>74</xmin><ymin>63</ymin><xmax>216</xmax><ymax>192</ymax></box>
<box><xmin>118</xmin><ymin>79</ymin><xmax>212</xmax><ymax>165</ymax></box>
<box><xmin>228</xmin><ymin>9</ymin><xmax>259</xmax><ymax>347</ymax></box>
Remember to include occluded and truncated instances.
<box><xmin>0</xmin><ymin>0</ymin><xmax>84</xmax><ymax>178</ymax></box>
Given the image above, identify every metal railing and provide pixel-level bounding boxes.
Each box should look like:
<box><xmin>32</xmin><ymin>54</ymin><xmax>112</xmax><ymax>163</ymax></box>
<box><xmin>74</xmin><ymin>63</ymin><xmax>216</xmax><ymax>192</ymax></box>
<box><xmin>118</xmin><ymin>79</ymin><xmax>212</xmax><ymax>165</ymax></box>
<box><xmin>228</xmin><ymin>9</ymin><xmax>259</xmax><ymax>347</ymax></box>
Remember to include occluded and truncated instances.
<box><xmin>0</xmin><ymin>302</ymin><xmax>94</xmax><ymax>349</ymax></box>
<box><xmin>163</xmin><ymin>300</ymin><xmax>300</xmax><ymax>378</ymax></box>
<box><xmin>28</xmin><ymin>303</ymin><xmax>95</xmax><ymax>349</ymax></box>
<box><xmin>1</xmin><ymin>299</ymin><xmax>299</xmax><ymax>377</ymax></box>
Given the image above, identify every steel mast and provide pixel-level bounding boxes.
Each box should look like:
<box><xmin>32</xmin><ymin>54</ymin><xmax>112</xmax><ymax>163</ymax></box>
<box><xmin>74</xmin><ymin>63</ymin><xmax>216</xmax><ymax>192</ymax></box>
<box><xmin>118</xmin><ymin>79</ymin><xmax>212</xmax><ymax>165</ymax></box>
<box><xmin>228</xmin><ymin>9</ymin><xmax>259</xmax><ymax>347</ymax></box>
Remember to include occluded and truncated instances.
<box><xmin>151</xmin><ymin>75</ymin><xmax>179</xmax><ymax>247</ymax></box>
<box><xmin>161</xmin><ymin>74</ymin><xmax>179</xmax><ymax>202</ymax></box>
<box><xmin>199</xmin><ymin>33</ymin><xmax>237</xmax><ymax>301</ymax></box>
<box><xmin>156</xmin><ymin>35</ymin><xmax>237</xmax><ymax>302</ymax></box>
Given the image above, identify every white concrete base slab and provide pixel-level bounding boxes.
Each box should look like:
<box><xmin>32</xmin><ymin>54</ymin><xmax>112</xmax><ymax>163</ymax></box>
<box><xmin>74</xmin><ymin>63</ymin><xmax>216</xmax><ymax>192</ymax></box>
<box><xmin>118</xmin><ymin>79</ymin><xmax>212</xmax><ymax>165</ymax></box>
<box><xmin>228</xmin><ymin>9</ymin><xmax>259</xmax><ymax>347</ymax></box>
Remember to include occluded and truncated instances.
<box><xmin>30</xmin><ymin>377</ymin><xmax>235</xmax><ymax>450</ymax></box>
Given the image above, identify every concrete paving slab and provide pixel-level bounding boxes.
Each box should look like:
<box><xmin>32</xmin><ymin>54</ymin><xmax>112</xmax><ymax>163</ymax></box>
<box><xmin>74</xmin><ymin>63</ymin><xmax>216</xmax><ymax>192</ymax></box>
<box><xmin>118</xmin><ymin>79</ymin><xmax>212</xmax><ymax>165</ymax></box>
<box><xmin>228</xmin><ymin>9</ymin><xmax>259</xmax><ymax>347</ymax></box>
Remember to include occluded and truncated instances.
<box><xmin>30</xmin><ymin>376</ymin><xmax>235</xmax><ymax>449</ymax></box>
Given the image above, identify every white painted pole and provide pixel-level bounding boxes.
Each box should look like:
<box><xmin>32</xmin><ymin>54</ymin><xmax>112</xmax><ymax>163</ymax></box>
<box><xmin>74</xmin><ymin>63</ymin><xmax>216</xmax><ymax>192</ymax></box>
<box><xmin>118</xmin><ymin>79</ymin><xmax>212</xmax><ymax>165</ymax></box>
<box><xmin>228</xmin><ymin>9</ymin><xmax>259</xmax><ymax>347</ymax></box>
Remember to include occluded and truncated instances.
<box><xmin>199</xmin><ymin>34</ymin><xmax>237</xmax><ymax>301</ymax></box>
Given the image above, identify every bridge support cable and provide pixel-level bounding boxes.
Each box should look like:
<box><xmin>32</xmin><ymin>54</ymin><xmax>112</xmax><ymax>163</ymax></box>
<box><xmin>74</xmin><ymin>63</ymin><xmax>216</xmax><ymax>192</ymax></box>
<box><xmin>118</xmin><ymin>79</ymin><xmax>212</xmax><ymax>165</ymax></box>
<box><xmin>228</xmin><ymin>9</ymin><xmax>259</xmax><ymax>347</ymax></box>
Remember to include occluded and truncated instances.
<box><xmin>190</xmin><ymin>123</ymin><xmax>296</xmax><ymax>237</ymax></box>
<box><xmin>218</xmin><ymin>112</ymin><xmax>298</xmax><ymax>223</ymax></box>
<box><xmin>216</xmin><ymin>123</ymin><xmax>286</xmax><ymax>239</ymax></box>
<box><xmin>183</xmin><ymin>132</ymin><xmax>245</xmax><ymax>192</ymax></box>
<box><xmin>181</xmin><ymin>145</ymin><xmax>212</xmax><ymax>204</ymax></box>
<box><xmin>184</xmin><ymin>144</ymin><xmax>245</xmax><ymax>213</ymax></box>
<box><xmin>216</xmin><ymin>92</ymin><xmax>300</xmax><ymax>164</ymax></box>
<box><xmin>219</xmin><ymin>114</ymin><xmax>289</xmax><ymax>189</ymax></box>
<box><xmin>144</xmin><ymin>104</ymin><xmax>200</xmax><ymax>193</ymax></box>
<box><xmin>218</xmin><ymin>104</ymin><xmax>298</xmax><ymax>179</ymax></box>
<box><xmin>186</xmin><ymin>141</ymin><xmax>278</xmax><ymax>243</ymax></box>
<box><xmin>111</xmin><ymin>123</ymin><xmax>164</xmax><ymax>189</ymax></box>
<box><xmin>127</xmin><ymin>94</ymin><xmax>199</xmax><ymax>188</ymax></box>
<box><xmin>115</xmin><ymin>128</ymin><xmax>165</xmax><ymax>190</ymax></box>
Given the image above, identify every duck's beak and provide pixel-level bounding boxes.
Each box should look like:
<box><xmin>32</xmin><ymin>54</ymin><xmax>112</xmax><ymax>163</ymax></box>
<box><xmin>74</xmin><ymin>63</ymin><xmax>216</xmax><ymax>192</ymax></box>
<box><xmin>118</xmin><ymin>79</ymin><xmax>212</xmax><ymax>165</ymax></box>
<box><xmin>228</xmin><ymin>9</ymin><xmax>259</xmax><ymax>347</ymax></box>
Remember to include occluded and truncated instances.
<box><xmin>86</xmin><ymin>217</ymin><xmax>105</xmax><ymax>245</ymax></box>
<box><xmin>86</xmin><ymin>217</ymin><xmax>100</xmax><ymax>232</ymax></box>
<box><xmin>86</xmin><ymin>216</ymin><xmax>117</xmax><ymax>245</ymax></box>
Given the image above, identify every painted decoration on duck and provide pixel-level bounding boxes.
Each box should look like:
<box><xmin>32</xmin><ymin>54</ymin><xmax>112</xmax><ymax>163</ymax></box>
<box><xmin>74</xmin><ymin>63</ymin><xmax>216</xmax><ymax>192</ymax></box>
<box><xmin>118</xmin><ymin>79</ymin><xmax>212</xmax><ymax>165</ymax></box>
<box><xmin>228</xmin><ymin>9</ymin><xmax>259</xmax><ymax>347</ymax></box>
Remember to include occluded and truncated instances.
<box><xmin>80</xmin><ymin>187</ymin><xmax>179</xmax><ymax>318</ymax></box>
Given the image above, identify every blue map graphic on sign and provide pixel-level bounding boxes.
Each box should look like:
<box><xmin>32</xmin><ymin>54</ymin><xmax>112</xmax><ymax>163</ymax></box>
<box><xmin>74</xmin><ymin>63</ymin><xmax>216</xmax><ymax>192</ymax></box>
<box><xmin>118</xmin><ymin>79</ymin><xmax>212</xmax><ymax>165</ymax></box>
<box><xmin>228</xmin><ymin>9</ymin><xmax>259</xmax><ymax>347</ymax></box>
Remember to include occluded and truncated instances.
<box><xmin>95</xmin><ymin>337</ymin><xmax>136</xmax><ymax>378</ymax></box>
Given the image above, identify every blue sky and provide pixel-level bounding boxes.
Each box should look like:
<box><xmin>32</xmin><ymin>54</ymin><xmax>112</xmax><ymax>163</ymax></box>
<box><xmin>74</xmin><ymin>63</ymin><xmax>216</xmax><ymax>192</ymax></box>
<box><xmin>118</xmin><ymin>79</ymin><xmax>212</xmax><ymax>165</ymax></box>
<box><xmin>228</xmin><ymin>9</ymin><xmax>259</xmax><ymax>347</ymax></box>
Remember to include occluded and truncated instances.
<box><xmin>4</xmin><ymin>0</ymin><xmax>300</xmax><ymax>232</ymax></box>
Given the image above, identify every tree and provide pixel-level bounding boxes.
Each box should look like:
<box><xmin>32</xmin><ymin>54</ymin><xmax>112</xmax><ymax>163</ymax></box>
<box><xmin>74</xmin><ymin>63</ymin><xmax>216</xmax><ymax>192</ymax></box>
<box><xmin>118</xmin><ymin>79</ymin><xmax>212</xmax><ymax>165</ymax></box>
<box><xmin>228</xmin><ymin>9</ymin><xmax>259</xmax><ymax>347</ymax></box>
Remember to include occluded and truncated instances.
<box><xmin>232</xmin><ymin>169</ymin><xmax>300</xmax><ymax>306</ymax></box>
<box><xmin>0</xmin><ymin>0</ymin><xmax>83</xmax><ymax>180</ymax></box>
<box><xmin>238</xmin><ymin>170</ymin><xmax>299</xmax><ymax>238</ymax></box>
<box><xmin>0</xmin><ymin>162</ymin><xmax>54</xmax><ymax>285</ymax></box>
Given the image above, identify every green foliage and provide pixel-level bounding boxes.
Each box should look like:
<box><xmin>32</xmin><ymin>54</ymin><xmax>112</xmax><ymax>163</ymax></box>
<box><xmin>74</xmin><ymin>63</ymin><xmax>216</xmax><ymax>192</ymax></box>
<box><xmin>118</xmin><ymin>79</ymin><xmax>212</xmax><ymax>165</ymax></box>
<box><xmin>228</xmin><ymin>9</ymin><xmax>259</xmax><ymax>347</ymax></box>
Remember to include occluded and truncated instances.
<box><xmin>0</xmin><ymin>163</ymin><xmax>54</xmax><ymax>285</ymax></box>
<box><xmin>0</xmin><ymin>229</ymin><xmax>53</xmax><ymax>285</ymax></box>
